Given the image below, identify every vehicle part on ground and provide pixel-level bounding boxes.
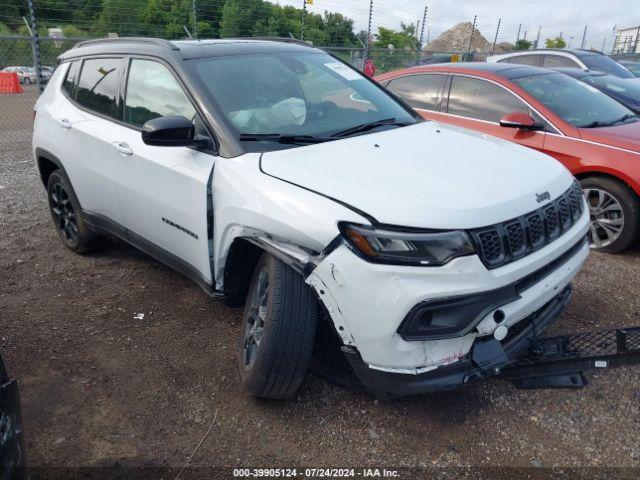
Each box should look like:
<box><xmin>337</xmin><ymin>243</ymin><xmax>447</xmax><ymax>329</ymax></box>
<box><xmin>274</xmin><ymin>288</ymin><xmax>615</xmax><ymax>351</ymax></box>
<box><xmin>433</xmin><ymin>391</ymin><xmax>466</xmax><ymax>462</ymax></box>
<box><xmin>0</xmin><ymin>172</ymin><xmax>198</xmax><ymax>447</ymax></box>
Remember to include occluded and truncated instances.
<box><xmin>0</xmin><ymin>353</ymin><xmax>28</xmax><ymax>479</ymax></box>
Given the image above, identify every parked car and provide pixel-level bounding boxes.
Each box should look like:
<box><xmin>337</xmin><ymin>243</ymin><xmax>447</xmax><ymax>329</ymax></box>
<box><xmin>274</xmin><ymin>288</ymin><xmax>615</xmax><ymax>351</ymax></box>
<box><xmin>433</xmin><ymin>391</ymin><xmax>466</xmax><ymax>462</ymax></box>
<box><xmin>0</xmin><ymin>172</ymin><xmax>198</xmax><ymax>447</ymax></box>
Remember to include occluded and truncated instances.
<box><xmin>487</xmin><ymin>49</ymin><xmax>636</xmax><ymax>79</ymax></box>
<box><xmin>1</xmin><ymin>66</ymin><xmax>36</xmax><ymax>84</ymax></box>
<box><xmin>0</xmin><ymin>352</ymin><xmax>28</xmax><ymax>479</ymax></box>
<box><xmin>552</xmin><ymin>68</ymin><xmax>640</xmax><ymax>113</ymax></box>
<box><xmin>33</xmin><ymin>38</ymin><xmax>589</xmax><ymax>399</ymax></box>
<box><xmin>619</xmin><ymin>60</ymin><xmax>640</xmax><ymax>77</ymax></box>
<box><xmin>40</xmin><ymin>66</ymin><xmax>55</xmax><ymax>82</ymax></box>
<box><xmin>377</xmin><ymin>62</ymin><xmax>640</xmax><ymax>252</ymax></box>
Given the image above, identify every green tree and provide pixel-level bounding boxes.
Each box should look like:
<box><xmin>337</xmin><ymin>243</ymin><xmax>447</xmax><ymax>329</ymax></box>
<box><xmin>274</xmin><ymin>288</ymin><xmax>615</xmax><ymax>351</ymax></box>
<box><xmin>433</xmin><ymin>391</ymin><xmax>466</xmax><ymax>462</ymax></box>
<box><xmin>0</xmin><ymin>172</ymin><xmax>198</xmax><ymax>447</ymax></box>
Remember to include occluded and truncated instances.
<box><xmin>374</xmin><ymin>23</ymin><xmax>418</xmax><ymax>50</ymax></box>
<box><xmin>219</xmin><ymin>0</ymin><xmax>243</xmax><ymax>37</ymax></box>
<box><xmin>514</xmin><ymin>39</ymin><xmax>532</xmax><ymax>50</ymax></box>
<box><xmin>545</xmin><ymin>37</ymin><xmax>567</xmax><ymax>48</ymax></box>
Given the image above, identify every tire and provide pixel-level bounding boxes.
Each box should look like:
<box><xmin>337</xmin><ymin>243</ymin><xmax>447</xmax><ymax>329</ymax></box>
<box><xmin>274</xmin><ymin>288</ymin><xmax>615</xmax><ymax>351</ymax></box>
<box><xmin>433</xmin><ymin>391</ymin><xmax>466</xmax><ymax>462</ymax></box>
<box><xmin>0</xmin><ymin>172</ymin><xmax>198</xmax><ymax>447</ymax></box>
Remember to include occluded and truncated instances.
<box><xmin>239</xmin><ymin>252</ymin><xmax>318</xmax><ymax>399</ymax></box>
<box><xmin>46</xmin><ymin>169</ymin><xmax>100</xmax><ymax>254</ymax></box>
<box><xmin>581</xmin><ymin>176</ymin><xmax>640</xmax><ymax>253</ymax></box>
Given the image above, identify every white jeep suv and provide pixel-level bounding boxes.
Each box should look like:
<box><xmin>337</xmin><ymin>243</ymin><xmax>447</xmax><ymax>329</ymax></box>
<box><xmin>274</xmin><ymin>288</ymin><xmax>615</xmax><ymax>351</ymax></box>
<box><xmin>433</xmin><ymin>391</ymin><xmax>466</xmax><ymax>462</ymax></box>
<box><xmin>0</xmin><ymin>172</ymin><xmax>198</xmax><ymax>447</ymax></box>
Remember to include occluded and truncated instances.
<box><xmin>33</xmin><ymin>38</ymin><xmax>590</xmax><ymax>399</ymax></box>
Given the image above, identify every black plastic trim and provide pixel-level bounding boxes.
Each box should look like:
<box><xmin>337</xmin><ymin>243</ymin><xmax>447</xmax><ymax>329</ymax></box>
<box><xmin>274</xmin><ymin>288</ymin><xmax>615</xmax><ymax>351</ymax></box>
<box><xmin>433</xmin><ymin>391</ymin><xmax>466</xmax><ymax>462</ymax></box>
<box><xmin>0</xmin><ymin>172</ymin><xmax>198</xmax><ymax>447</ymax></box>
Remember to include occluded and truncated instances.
<box><xmin>397</xmin><ymin>237</ymin><xmax>586</xmax><ymax>341</ymax></box>
<box><xmin>344</xmin><ymin>285</ymin><xmax>573</xmax><ymax>397</ymax></box>
<box><xmin>81</xmin><ymin>210</ymin><xmax>223</xmax><ymax>299</ymax></box>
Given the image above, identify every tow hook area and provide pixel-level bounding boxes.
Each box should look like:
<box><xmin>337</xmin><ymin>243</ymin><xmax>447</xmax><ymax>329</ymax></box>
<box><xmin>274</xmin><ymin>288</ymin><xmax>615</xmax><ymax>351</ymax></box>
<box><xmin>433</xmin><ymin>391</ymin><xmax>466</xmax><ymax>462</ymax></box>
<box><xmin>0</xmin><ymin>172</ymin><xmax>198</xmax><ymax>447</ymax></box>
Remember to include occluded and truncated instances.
<box><xmin>500</xmin><ymin>327</ymin><xmax>640</xmax><ymax>389</ymax></box>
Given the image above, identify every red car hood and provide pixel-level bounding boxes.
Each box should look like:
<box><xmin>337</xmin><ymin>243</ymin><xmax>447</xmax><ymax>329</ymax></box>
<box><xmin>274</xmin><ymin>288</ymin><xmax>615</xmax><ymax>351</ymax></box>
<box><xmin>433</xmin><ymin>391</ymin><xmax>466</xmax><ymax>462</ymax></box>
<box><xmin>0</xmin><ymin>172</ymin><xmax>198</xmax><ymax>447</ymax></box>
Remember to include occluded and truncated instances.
<box><xmin>579</xmin><ymin>121</ymin><xmax>640</xmax><ymax>152</ymax></box>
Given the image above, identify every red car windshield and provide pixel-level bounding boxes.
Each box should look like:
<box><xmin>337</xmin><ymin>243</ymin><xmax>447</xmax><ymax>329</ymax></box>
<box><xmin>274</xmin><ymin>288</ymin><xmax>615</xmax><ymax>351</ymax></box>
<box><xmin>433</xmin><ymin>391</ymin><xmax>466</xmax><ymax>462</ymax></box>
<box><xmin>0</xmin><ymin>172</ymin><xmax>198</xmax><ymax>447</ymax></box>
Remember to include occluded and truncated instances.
<box><xmin>513</xmin><ymin>73</ymin><xmax>636</xmax><ymax>128</ymax></box>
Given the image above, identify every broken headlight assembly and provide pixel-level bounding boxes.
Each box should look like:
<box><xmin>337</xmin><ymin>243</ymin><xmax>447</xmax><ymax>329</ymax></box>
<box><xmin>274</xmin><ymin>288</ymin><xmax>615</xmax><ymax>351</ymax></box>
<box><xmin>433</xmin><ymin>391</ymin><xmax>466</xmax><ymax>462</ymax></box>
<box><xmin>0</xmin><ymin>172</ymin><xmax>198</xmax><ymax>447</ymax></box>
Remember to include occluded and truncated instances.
<box><xmin>340</xmin><ymin>223</ymin><xmax>476</xmax><ymax>266</ymax></box>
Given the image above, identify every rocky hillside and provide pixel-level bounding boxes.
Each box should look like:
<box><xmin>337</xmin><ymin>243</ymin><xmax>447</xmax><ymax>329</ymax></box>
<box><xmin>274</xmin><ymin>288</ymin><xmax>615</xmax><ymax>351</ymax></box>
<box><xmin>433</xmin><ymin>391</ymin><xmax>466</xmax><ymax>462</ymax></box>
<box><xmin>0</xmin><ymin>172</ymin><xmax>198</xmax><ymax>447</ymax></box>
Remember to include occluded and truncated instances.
<box><xmin>428</xmin><ymin>22</ymin><xmax>512</xmax><ymax>53</ymax></box>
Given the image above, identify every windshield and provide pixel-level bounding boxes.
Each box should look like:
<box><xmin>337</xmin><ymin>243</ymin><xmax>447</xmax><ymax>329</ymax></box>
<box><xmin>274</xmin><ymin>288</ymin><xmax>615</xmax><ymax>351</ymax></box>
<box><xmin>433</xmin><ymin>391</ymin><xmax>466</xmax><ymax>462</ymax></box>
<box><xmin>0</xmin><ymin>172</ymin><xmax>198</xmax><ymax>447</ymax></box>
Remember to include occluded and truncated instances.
<box><xmin>622</xmin><ymin>62</ymin><xmax>640</xmax><ymax>76</ymax></box>
<box><xmin>190</xmin><ymin>52</ymin><xmax>416</xmax><ymax>150</ymax></box>
<box><xmin>583</xmin><ymin>74</ymin><xmax>640</xmax><ymax>101</ymax></box>
<box><xmin>578</xmin><ymin>54</ymin><xmax>635</xmax><ymax>78</ymax></box>
<box><xmin>513</xmin><ymin>73</ymin><xmax>634</xmax><ymax>128</ymax></box>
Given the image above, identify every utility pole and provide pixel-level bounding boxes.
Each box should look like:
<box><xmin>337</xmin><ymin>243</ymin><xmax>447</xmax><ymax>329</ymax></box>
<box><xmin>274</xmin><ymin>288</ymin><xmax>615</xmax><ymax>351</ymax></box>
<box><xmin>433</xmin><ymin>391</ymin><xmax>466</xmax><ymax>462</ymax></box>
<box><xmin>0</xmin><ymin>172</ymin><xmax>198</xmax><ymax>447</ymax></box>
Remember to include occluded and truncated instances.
<box><xmin>466</xmin><ymin>15</ymin><xmax>477</xmax><ymax>59</ymax></box>
<box><xmin>516</xmin><ymin>23</ymin><xmax>522</xmax><ymax>43</ymax></box>
<box><xmin>416</xmin><ymin>6</ymin><xmax>427</xmax><ymax>65</ymax></box>
<box><xmin>491</xmin><ymin>18</ymin><xmax>501</xmax><ymax>55</ymax></box>
<box><xmin>611</xmin><ymin>25</ymin><xmax>618</xmax><ymax>54</ymax></box>
<box><xmin>364</xmin><ymin>0</ymin><xmax>373</xmax><ymax>65</ymax></box>
<box><xmin>535</xmin><ymin>25</ymin><xmax>541</xmax><ymax>49</ymax></box>
<box><xmin>26</xmin><ymin>0</ymin><xmax>43</xmax><ymax>94</ymax></box>
<box><xmin>580</xmin><ymin>25</ymin><xmax>588</xmax><ymax>49</ymax></box>
<box><xmin>192</xmin><ymin>0</ymin><xmax>197</xmax><ymax>39</ymax></box>
<box><xmin>300</xmin><ymin>0</ymin><xmax>307</xmax><ymax>41</ymax></box>
<box><xmin>601</xmin><ymin>38</ymin><xmax>606</xmax><ymax>53</ymax></box>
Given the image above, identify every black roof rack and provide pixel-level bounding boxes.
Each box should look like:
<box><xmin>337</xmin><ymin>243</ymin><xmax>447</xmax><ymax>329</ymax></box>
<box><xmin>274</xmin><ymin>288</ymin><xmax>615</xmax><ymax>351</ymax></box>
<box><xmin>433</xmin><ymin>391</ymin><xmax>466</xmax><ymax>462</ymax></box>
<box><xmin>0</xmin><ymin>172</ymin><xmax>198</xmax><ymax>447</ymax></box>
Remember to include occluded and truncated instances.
<box><xmin>73</xmin><ymin>37</ymin><xmax>179</xmax><ymax>51</ymax></box>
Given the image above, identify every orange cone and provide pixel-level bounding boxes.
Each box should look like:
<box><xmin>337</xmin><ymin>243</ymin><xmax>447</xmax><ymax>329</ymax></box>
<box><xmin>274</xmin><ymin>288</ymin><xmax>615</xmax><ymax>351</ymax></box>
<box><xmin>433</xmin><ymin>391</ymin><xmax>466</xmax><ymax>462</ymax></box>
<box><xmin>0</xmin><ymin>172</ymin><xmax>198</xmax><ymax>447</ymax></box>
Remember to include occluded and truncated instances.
<box><xmin>0</xmin><ymin>72</ymin><xmax>23</xmax><ymax>94</ymax></box>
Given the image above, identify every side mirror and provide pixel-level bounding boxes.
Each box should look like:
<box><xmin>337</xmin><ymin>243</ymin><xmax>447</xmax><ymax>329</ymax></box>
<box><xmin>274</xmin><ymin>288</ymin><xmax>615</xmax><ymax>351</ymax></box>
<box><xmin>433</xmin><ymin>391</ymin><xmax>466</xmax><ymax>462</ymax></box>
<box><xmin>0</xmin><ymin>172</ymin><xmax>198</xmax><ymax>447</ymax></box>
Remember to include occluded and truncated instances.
<box><xmin>499</xmin><ymin>112</ymin><xmax>544</xmax><ymax>131</ymax></box>
<box><xmin>141</xmin><ymin>116</ymin><xmax>207</xmax><ymax>148</ymax></box>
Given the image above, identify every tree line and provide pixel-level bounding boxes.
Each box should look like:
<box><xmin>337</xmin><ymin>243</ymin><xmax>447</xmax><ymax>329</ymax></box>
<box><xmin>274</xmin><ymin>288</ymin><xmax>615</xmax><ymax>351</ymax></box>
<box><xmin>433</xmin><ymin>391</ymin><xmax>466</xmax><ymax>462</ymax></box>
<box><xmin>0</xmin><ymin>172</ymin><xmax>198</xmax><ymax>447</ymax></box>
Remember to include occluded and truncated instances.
<box><xmin>0</xmin><ymin>0</ymin><xmax>365</xmax><ymax>47</ymax></box>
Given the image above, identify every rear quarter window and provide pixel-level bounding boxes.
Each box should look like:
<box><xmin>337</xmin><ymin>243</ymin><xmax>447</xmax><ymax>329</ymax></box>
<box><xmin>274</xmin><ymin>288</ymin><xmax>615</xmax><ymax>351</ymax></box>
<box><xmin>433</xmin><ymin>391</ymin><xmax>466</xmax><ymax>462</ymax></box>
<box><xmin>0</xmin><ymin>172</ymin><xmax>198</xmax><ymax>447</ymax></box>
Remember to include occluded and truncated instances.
<box><xmin>62</xmin><ymin>61</ymin><xmax>80</xmax><ymax>97</ymax></box>
<box><xmin>75</xmin><ymin>58</ymin><xmax>122</xmax><ymax>119</ymax></box>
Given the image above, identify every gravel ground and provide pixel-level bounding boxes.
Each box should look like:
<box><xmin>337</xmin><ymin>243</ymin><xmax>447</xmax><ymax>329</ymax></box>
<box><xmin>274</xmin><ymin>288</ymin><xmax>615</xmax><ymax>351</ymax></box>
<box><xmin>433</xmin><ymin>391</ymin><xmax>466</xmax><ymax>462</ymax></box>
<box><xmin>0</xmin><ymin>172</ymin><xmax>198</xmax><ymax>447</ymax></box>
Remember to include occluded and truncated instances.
<box><xmin>1</xmin><ymin>90</ymin><xmax>640</xmax><ymax>478</ymax></box>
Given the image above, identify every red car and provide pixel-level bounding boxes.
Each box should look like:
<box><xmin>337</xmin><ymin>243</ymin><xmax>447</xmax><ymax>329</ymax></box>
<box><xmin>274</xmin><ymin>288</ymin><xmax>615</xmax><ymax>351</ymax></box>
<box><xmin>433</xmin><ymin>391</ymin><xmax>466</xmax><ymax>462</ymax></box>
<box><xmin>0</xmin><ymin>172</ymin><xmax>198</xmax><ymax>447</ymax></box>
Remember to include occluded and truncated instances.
<box><xmin>376</xmin><ymin>63</ymin><xmax>640</xmax><ymax>253</ymax></box>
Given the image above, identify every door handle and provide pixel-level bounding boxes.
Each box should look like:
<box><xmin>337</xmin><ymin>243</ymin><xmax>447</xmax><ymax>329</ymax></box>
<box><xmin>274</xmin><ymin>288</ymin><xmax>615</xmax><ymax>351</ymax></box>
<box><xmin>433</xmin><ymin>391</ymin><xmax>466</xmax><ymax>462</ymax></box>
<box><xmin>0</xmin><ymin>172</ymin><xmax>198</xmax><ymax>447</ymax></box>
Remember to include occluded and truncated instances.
<box><xmin>113</xmin><ymin>142</ymin><xmax>133</xmax><ymax>156</ymax></box>
<box><xmin>58</xmin><ymin>118</ymin><xmax>71</xmax><ymax>129</ymax></box>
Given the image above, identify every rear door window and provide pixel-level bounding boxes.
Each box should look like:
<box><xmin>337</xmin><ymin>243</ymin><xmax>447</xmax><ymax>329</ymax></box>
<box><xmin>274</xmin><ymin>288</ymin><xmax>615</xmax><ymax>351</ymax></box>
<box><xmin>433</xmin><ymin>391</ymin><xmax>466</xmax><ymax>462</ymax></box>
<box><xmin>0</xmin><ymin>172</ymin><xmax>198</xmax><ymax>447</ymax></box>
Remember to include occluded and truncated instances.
<box><xmin>542</xmin><ymin>55</ymin><xmax>581</xmax><ymax>68</ymax></box>
<box><xmin>386</xmin><ymin>74</ymin><xmax>447</xmax><ymax>111</ymax></box>
<box><xmin>504</xmin><ymin>55</ymin><xmax>542</xmax><ymax>66</ymax></box>
<box><xmin>124</xmin><ymin>59</ymin><xmax>196</xmax><ymax>127</ymax></box>
<box><xmin>75</xmin><ymin>58</ymin><xmax>122</xmax><ymax>119</ymax></box>
<box><xmin>448</xmin><ymin>75</ymin><xmax>536</xmax><ymax>123</ymax></box>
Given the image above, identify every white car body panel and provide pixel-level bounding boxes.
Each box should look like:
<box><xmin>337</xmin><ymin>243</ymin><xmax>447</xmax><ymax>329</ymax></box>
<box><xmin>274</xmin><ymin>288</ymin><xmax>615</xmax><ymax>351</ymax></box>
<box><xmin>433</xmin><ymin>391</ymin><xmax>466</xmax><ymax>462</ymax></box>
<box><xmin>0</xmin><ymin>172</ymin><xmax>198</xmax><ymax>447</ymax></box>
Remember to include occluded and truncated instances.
<box><xmin>108</xmin><ymin>122</ymin><xmax>215</xmax><ymax>283</ymax></box>
<box><xmin>487</xmin><ymin>51</ymin><xmax>588</xmax><ymax>70</ymax></box>
<box><xmin>261</xmin><ymin>122</ymin><xmax>571</xmax><ymax>229</ymax></box>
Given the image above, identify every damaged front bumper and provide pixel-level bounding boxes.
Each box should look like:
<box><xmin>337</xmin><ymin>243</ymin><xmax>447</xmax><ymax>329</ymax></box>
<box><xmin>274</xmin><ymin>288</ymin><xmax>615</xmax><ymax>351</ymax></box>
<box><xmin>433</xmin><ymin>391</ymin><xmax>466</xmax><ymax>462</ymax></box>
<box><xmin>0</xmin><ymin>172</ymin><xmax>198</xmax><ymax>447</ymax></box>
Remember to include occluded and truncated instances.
<box><xmin>340</xmin><ymin>284</ymin><xmax>573</xmax><ymax>397</ymax></box>
<box><xmin>304</xmin><ymin>209</ymin><xmax>590</xmax><ymax>395</ymax></box>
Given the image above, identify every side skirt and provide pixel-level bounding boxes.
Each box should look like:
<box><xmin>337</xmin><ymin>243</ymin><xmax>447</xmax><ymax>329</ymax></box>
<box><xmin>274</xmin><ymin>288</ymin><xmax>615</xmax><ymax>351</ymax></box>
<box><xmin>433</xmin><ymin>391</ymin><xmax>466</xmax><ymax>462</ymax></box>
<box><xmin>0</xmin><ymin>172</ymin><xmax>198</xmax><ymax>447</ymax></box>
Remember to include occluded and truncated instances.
<box><xmin>81</xmin><ymin>210</ymin><xmax>225</xmax><ymax>300</ymax></box>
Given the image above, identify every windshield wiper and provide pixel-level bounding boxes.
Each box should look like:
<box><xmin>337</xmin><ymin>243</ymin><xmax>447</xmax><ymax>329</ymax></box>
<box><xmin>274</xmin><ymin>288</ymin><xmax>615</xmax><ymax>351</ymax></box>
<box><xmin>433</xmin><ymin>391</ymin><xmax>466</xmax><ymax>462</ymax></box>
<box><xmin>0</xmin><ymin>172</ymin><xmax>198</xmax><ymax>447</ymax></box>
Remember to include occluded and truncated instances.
<box><xmin>239</xmin><ymin>133</ymin><xmax>332</xmax><ymax>144</ymax></box>
<box><xmin>330</xmin><ymin>117</ymin><xmax>413</xmax><ymax>138</ymax></box>
<box><xmin>580</xmin><ymin>114</ymin><xmax>639</xmax><ymax>128</ymax></box>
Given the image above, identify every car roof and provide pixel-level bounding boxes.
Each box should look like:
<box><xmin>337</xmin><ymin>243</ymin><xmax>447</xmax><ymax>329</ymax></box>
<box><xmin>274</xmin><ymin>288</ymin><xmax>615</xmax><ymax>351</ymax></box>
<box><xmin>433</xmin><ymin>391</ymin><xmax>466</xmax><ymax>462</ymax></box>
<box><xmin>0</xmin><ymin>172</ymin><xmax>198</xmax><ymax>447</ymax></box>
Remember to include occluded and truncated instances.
<box><xmin>58</xmin><ymin>37</ymin><xmax>321</xmax><ymax>62</ymax></box>
<box><xmin>493</xmin><ymin>48</ymin><xmax>603</xmax><ymax>58</ymax></box>
<box><xmin>395</xmin><ymin>62</ymin><xmax>559</xmax><ymax>80</ymax></box>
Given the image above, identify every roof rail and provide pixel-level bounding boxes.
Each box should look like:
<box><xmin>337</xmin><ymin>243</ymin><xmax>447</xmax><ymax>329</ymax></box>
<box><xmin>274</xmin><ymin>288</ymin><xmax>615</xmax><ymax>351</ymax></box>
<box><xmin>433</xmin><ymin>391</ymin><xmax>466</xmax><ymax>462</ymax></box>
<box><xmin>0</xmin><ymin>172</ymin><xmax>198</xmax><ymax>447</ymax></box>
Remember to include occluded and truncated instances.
<box><xmin>229</xmin><ymin>36</ymin><xmax>314</xmax><ymax>47</ymax></box>
<box><xmin>73</xmin><ymin>37</ymin><xmax>179</xmax><ymax>51</ymax></box>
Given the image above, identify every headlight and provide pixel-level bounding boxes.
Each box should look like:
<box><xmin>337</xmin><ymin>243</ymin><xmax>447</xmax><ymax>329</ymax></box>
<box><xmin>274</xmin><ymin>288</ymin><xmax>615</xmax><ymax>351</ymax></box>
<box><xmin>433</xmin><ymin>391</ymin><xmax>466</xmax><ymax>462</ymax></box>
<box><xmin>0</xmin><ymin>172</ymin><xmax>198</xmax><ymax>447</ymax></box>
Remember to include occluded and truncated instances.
<box><xmin>340</xmin><ymin>223</ymin><xmax>476</xmax><ymax>266</ymax></box>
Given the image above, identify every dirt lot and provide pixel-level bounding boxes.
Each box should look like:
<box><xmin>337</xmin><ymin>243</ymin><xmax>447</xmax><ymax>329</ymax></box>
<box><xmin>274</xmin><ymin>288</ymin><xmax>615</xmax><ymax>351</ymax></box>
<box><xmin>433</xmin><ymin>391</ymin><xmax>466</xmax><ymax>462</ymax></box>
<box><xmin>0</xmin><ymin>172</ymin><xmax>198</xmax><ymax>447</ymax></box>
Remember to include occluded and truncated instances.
<box><xmin>2</xmin><ymin>87</ymin><xmax>640</xmax><ymax>478</ymax></box>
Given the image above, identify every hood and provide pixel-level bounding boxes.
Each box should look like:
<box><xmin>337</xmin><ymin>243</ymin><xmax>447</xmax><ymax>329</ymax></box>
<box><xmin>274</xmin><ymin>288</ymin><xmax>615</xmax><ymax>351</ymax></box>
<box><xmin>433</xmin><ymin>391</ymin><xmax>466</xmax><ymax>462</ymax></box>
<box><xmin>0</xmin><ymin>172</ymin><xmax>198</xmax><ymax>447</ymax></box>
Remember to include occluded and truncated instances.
<box><xmin>260</xmin><ymin>122</ymin><xmax>573</xmax><ymax>229</ymax></box>
<box><xmin>578</xmin><ymin>120</ymin><xmax>640</xmax><ymax>152</ymax></box>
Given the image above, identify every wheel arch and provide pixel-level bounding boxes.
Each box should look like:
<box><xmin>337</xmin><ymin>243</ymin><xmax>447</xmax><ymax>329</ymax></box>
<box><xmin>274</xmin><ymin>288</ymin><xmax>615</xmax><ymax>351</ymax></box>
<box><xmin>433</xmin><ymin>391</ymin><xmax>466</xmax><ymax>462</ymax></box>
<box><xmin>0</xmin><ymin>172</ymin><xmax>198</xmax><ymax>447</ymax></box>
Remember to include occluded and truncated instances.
<box><xmin>574</xmin><ymin>169</ymin><xmax>640</xmax><ymax>199</ymax></box>
<box><xmin>222</xmin><ymin>238</ymin><xmax>265</xmax><ymax>307</ymax></box>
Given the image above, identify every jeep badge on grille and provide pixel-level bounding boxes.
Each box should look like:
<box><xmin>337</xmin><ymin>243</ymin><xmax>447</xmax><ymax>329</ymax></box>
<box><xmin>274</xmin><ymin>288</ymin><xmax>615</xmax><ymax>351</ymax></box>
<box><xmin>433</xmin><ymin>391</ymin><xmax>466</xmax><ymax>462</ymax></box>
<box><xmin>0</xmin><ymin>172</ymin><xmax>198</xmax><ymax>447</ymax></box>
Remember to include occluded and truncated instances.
<box><xmin>536</xmin><ymin>191</ymin><xmax>551</xmax><ymax>203</ymax></box>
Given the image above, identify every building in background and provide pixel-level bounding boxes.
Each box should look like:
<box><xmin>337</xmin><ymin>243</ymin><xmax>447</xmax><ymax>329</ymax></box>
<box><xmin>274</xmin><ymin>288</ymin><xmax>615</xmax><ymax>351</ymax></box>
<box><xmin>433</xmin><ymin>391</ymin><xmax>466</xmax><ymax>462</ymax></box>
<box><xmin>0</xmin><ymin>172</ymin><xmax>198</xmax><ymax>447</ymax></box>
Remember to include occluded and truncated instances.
<box><xmin>613</xmin><ymin>26</ymin><xmax>640</xmax><ymax>54</ymax></box>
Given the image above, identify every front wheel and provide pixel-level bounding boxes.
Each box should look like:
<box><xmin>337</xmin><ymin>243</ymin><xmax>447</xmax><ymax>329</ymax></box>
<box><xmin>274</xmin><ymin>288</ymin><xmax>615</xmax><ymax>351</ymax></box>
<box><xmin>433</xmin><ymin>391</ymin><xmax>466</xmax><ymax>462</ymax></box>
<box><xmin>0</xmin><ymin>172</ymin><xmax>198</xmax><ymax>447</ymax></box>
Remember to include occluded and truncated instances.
<box><xmin>239</xmin><ymin>252</ymin><xmax>318</xmax><ymax>399</ymax></box>
<box><xmin>581</xmin><ymin>176</ymin><xmax>640</xmax><ymax>253</ymax></box>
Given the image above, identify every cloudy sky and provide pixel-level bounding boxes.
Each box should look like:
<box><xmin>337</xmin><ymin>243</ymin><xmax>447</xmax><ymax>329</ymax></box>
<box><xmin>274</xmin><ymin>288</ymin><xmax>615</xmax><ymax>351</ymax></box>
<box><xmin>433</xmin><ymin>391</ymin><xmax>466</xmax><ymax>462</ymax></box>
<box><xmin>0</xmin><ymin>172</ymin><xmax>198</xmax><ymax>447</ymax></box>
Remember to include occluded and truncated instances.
<box><xmin>276</xmin><ymin>0</ymin><xmax>639</xmax><ymax>51</ymax></box>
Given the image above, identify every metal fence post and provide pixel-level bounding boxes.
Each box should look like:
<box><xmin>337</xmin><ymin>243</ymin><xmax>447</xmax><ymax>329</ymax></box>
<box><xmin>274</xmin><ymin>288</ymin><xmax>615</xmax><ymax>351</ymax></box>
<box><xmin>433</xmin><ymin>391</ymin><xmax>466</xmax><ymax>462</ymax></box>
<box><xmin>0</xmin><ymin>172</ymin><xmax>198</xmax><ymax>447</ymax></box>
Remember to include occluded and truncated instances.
<box><xmin>491</xmin><ymin>18</ymin><xmax>501</xmax><ymax>56</ymax></box>
<box><xmin>300</xmin><ymin>0</ymin><xmax>307</xmax><ymax>41</ymax></box>
<box><xmin>415</xmin><ymin>6</ymin><xmax>427</xmax><ymax>66</ymax></box>
<box><xmin>466</xmin><ymin>15</ymin><xmax>477</xmax><ymax>60</ymax></box>
<box><xmin>364</xmin><ymin>0</ymin><xmax>373</xmax><ymax>68</ymax></box>
<box><xmin>26</xmin><ymin>0</ymin><xmax>43</xmax><ymax>94</ymax></box>
<box><xmin>192</xmin><ymin>0</ymin><xmax>197</xmax><ymax>39</ymax></box>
